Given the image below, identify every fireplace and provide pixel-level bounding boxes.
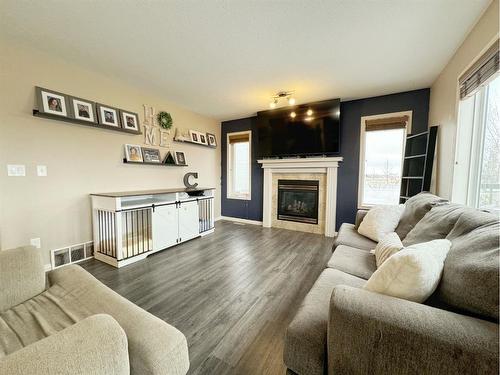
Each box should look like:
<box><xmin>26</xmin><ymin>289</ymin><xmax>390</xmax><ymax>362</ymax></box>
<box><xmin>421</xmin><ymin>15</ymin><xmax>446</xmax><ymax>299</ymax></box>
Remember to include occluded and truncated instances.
<box><xmin>277</xmin><ymin>180</ymin><xmax>319</xmax><ymax>224</ymax></box>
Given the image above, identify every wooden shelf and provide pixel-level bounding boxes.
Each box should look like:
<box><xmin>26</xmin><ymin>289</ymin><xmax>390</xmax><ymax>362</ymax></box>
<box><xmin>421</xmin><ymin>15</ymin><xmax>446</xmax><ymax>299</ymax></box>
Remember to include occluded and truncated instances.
<box><xmin>33</xmin><ymin>110</ymin><xmax>142</xmax><ymax>135</ymax></box>
<box><xmin>123</xmin><ymin>159</ymin><xmax>188</xmax><ymax>167</ymax></box>
<box><xmin>173</xmin><ymin>138</ymin><xmax>216</xmax><ymax>149</ymax></box>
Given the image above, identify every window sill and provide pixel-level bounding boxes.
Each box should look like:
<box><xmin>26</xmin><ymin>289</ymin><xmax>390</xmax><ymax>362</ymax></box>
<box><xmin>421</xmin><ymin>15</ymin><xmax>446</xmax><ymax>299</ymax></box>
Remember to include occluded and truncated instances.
<box><xmin>227</xmin><ymin>195</ymin><xmax>251</xmax><ymax>201</ymax></box>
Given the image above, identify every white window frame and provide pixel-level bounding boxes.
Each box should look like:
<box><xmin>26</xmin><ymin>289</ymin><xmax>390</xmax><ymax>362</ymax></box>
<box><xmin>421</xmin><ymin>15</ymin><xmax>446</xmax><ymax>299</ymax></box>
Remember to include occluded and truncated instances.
<box><xmin>357</xmin><ymin>110</ymin><xmax>413</xmax><ymax>209</ymax></box>
<box><xmin>227</xmin><ymin>130</ymin><xmax>252</xmax><ymax>200</ymax></box>
<box><xmin>452</xmin><ymin>72</ymin><xmax>499</xmax><ymax>210</ymax></box>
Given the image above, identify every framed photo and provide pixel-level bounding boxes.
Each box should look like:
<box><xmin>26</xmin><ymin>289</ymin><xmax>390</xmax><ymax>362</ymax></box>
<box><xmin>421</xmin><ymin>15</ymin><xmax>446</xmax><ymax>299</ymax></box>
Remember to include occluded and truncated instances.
<box><xmin>97</xmin><ymin>103</ymin><xmax>120</xmax><ymax>127</ymax></box>
<box><xmin>175</xmin><ymin>151</ymin><xmax>187</xmax><ymax>165</ymax></box>
<box><xmin>142</xmin><ymin>147</ymin><xmax>161</xmax><ymax>163</ymax></box>
<box><xmin>207</xmin><ymin>133</ymin><xmax>217</xmax><ymax>147</ymax></box>
<box><xmin>199</xmin><ymin>133</ymin><xmax>208</xmax><ymax>145</ymax></box>
<box><xmin>189</xmin><ymin>130</ymin><xmax>200</xmax><ymax>143</ymax></box>
<box><xmin>36</xmin><ymin>87</ymin><xmax>68</xmax><ymax>117</ymax></box>
<box><xmin>120</xmin><ymin>110</ymin><xmax>140</xmax><ymax>132</ymax></box>
<box><xmin>124</xmin><ymin>144</ymin><xmax>143</xmax><ymax>162</ymax></box>
<box><xmin>70</xmin><ymin>97</ymin><xmax>96</xmax><ymax>123</ymax></box>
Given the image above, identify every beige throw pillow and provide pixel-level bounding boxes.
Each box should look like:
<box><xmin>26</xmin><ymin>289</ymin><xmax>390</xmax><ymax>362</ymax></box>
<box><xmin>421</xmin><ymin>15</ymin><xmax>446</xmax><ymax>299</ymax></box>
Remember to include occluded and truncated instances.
<box><xmin>357</xmin><ymin>204</ymin><xmax>405</xmax><ymax>242</ymax></box>
<box><xmin>371</xmin><ymin>232</ymin><xmax>404</xmax><ymax>268</ymax></box>
<box><xmin>364</xmin><ymin>239</ymin><xmax>451</xmax><ymax>303</ymax></box>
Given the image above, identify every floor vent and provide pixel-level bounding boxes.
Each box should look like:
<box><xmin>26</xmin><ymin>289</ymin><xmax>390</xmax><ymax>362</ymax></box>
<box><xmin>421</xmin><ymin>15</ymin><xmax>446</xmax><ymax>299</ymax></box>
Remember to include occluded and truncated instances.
<box><xmin>51</xmin><ymin>241</ymin><xmax>94</xmax><ymax>270</ymax></box>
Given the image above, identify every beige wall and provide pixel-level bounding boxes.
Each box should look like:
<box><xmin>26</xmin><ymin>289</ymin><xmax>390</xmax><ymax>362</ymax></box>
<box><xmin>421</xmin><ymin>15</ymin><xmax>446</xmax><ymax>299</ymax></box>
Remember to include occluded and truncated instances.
<box><xmin>429</xmin><ymin>0</ymin><xmax>499</xmax><ymax>198</ymax></box>
<box><xmin>0</xmin><ymin>39</ymin><xmax>221</xmax><ymax>265</ymax></box>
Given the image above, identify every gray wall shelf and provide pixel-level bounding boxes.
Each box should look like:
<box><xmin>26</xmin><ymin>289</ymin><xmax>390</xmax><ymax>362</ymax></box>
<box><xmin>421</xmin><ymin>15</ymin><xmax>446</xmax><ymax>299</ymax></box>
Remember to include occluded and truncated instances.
<box><xmin>33</xmin><ymin>109</ymin><xmax>142</xmax><ymax>135</ymax></box>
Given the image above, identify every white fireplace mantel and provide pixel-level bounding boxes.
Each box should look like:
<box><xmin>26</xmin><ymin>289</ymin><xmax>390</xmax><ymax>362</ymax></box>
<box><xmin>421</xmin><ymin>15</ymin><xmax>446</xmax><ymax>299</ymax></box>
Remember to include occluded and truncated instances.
<box><xmin>257</xmin><ymin>157</ymin><xmax>343</xmax><ymax>237</ymax></box>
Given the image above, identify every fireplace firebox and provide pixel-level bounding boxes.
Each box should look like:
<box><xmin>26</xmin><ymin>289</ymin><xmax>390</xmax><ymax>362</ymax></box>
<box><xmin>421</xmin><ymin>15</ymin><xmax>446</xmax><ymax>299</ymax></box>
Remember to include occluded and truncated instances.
<box><xmin>277</xmin><ymin>180</ymin><xmax>319</xmax><ymax>224</ymax></box>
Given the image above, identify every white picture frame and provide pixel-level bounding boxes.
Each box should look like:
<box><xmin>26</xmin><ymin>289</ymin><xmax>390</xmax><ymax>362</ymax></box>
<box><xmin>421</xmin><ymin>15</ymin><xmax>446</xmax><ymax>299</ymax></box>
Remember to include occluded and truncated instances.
<box><xmin>189</xmin><ymin>130</ymin><xmax>200</xmax><ymax>143</ymax></box>
<box><xmin>97</xmin><ymin>104</ymin><xmax>120</xmax><ymax>127</ymax></box>
<box><xmin>199</xmin><ymin>132</ymin><xmax>208</xmax><ymax>145</ymax></box>
<box><xmin>71</xmin><ymin>98</ymin><xmax>95</xmax><ymax>122</ymax></box>
<box><xmin>174</xmin><ymin>151</ymin><xmax>187</xmax><ymax>165</ymax></box>
<box><xmin>120</xmin><ymin>110</ymin><xmax>140</xmax><ymax>132</ymax></box>
<box><xmin>40</xmin><ymin>89</ymin><xmax>68</xmax><ymax>117</ymax></box>
<box><xmin>124</xmin><ymin>144</ymin><xmax>143</xmax><ymax>162</ymax></box>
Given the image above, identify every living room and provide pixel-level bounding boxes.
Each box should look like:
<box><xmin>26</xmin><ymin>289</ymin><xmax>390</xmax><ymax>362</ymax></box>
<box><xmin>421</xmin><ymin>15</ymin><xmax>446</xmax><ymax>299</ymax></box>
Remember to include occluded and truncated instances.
<box><xmin>0</xmin><ymin>1</ymin><xmax>498</xmax><ymax>374</ymax></box>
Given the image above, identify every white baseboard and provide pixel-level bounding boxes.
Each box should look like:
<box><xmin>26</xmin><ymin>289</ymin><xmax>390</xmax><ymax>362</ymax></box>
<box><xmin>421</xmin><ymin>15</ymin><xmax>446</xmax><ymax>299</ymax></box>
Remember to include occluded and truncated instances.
<box><xmin>217</xmin><ymin>216</ymin><xmax>263</xmax><ymax>226</ymax></box>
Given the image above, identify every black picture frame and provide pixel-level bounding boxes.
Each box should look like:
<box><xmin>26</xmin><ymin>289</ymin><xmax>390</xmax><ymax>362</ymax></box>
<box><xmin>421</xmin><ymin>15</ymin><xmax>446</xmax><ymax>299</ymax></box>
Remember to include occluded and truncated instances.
<box><xmin>142</xmin><ymin>147</ymin><xmax>161</xmax><ymax>163</ymax></box>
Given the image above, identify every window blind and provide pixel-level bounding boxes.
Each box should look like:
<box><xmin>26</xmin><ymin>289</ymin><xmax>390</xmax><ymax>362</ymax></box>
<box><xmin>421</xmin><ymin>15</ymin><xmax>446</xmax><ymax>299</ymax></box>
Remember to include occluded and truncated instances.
<box><xmin>228</xmin><ymin>133</ymin><xmax>250</xmax><ymax>144</ymax></box>
<box><xmin>459</xmin><ymin>39</ymin><xmax>499</xmax><ymax>100</ymax></box>
<box><xmin>365</xmin><ymin>115</ymin><xmax>409</xmax><ymax>131</ymax></box>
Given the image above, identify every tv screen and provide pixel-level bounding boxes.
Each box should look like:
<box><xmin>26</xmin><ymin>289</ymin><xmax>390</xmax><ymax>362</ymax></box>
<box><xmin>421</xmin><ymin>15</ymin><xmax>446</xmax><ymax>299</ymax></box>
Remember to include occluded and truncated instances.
<box><xmin>257</xmin><ymin>98</ymin><xmax>340</xmax><ymax>158</ymax></box>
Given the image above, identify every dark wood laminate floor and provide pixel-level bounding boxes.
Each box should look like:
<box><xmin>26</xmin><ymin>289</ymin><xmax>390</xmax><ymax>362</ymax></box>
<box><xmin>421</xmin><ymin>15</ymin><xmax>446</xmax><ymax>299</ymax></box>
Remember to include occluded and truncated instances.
<box><xmin>80</xmin><ymin>220</ymin><xmax>334</xmax><ymax>375</ymax></box>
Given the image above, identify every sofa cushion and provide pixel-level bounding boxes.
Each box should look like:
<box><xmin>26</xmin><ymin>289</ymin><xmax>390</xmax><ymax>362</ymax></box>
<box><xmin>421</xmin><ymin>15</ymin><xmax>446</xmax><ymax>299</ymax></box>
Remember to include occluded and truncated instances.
<box><xmin>327</xmin><ymin>245</ymin><xmax>376</xmax><ymax>280</ymax></box>
<box><xmin>395</xmin><ymin>192</ymin><xmax>447</xmax><ymax>240</ymax></box>
<box><xmin>284</xmin><ymin>269</ymin><xmax>365</xmax><ymax>375</ymax></box>
<box><xmin>402</xmin><ymin>204</ymin><xmax>467</xmax><ymax>246</ymax></box>
<box><xmin>333</xmin><ymin>223</ymin><xmax>377</xmax><ymax>251</ymax></box>
<box><xmin>436</xmin><ymin>212</ymin><xmax>499</xmax><ymax>321</ymax></box>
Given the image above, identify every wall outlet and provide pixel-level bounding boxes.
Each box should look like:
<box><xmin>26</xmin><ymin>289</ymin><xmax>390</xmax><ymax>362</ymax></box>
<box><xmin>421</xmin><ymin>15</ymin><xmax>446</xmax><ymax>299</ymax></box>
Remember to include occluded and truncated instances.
<box><xmin>30</xmin><ymin>238</ymin><xmax>41</xmax><ymax>249</ymax></box>
<box><xmin>7</xmin><ymin>164</ymin><xmax>26</xmax><ymax>177</ymax></box>
<box><xmin>37</xmin><ymin>165</ymin><xmax>48</xmax><ymax>176</ymax></box>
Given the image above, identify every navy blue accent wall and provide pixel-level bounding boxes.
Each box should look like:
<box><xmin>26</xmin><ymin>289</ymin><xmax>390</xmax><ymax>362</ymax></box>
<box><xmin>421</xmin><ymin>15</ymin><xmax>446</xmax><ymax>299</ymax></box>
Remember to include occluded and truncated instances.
<box><xmin>221</xmin><ymin>88</ymin><xmax>430</xmax><ymax>228</ymax></box>
<box><xmin>336</xmin><ymin>88</ymin><xmax>430</xmax><ymax>228</ymax></box>
<box><xmin>221</xmin><ymin>116</ymin><xmax>263</xmax><ymax>221</ymax></box>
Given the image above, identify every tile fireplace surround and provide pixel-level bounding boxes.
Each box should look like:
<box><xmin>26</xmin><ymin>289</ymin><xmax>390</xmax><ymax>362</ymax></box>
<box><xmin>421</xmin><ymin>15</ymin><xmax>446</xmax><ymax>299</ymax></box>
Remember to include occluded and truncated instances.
<box><xmin>257</xmin><ymin>157</ymin><xmax>343</xmax><ymax>237</ymax></box>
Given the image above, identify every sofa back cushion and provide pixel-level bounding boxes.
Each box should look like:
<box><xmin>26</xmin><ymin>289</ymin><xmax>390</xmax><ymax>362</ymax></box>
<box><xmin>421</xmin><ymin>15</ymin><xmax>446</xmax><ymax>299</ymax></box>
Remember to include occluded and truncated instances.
<box><xmin>436</xmin><ymin>211</ymin><xmax>499</xmax><ymax>321</ymax></box>
<box><xmin>0</xmin><ymin>247</ymin><xmax>45</xmax><ymax>312</ymax></box>
<box><xmin>402</xmin><ymin>204</ymin><xmax>468</xmax><ymax>246</ymax></box>
<box><xmin>395</xmin><ymin>192</ymin><xmax>447</xmax><ymax>240</ymax></box>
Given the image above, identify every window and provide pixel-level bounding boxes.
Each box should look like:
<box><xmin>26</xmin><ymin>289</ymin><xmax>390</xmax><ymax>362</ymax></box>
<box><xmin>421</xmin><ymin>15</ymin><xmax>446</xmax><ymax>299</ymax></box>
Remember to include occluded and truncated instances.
<box><xmin>227</xmin><ymin>131</ymin><xmax>251</xmax><ymax>200</ymax></box>
<box><xmin>358</xmin><ymin>112</ymin><xmax>412</xmax><ymax>208</ymax></box>
<box><xmin>453</xmin><ymin>74</ymin><xmax>500</xmax><ymax>211</ymax></box>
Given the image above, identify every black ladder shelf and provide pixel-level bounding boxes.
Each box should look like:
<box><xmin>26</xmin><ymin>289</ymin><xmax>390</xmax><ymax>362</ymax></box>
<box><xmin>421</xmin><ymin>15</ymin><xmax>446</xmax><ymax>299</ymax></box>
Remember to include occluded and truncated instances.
<box><xmin>399</xmin><ymin>126</ymin><xmax>438</xmax><ymax>204</ymax></box>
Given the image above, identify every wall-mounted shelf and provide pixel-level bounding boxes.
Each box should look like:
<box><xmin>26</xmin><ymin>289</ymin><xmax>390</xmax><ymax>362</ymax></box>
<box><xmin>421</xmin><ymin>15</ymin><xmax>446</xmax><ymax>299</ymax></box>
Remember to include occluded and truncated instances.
<box><xmin>174</xmin><ymin>138</ymin><xmax>216</xmax><ymax>149</ymax></box>
<box><xmin>123</xmin><ymin>159</ymin><xmax>188</xmax><ymax>167</ymax></box>
<box><xmin>33</xmin><ymin>110</ymin><xmax>142</xmax><ymax>135</ymax></box>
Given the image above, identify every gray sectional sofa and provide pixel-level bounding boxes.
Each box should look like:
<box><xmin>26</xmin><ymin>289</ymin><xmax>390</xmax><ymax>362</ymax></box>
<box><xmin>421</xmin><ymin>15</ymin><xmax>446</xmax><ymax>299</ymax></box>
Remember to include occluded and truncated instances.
<box><xmin>284</xmin><ymin>193</ymin><xmax>499</xmax><ymax>375</ymax></box>
<box><xmin>0</xmin><ymin>247</ymin><xmax>189</xmax><ymax>375</ymax></box>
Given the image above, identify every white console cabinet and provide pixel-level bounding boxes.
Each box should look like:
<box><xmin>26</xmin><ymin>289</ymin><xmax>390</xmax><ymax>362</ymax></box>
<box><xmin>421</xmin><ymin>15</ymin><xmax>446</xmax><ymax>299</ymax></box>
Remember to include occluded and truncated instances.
<box><xmin>90</xmin><ymin>187</ymin><xmax>215</xmax><ymax>268</ymax></box>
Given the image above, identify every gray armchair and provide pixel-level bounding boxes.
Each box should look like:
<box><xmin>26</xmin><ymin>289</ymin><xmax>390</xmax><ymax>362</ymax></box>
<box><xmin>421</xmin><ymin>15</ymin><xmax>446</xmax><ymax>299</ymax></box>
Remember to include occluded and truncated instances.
<box><xmin>0</xmin><ymin>246</ymin><xmax>189</xmax><ymax>375</ymax></box>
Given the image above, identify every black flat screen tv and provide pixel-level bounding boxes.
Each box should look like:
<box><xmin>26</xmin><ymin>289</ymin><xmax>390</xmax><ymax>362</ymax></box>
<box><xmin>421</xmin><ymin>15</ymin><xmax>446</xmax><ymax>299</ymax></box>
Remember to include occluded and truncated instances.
<box><xmin>257</xmin><ymin>98</ymin><xmax>340</xmax><ymax>158</ymax></box>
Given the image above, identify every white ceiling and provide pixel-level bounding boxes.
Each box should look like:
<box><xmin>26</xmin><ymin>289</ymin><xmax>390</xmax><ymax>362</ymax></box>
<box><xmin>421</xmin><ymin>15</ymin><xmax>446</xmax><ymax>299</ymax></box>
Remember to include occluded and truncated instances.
<box><xmin>1</xmin><ymin>0</ymin><xmax>491</xmax><ymax>120</ymax></box>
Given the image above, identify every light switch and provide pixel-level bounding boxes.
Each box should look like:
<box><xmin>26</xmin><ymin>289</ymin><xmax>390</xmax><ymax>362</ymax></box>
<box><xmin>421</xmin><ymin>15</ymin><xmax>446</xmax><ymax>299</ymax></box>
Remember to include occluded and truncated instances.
<box><xmin>7</xmin><ymin>164</ymin><xmax>26</xmax><ymax>177</ymax></box>
<box><xmin>37</xmin><ymin>165</ymin><xmax>48</xmax><ymax>176</ymax></box>
<box><xmin>30</xmin><ymin>238</ymin><xmax>41</xmax><ymax>249</ymax></box>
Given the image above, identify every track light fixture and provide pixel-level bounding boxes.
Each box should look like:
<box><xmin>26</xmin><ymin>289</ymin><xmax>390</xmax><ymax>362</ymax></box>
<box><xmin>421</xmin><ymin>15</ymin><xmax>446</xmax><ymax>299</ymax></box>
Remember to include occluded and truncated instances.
<box><xmin>269</xmin><ymin>91</ymin><xmax>296</xmax><ymax>108</ymax></box>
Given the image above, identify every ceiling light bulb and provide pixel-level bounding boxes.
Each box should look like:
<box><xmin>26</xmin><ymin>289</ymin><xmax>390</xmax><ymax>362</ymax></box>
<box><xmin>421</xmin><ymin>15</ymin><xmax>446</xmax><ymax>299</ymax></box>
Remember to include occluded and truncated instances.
<box><xmin>288</xmin><ymin>97</ymin><xmax>296</xmax><ymax>105</ymax></box>
<box><xmin>290</xmin><ymin>111</ymin><xmax>296</xmax><ymax>118</ymax></box>
<box><xmin>306</xmin><ymin>109</ymin><xmax>313</xmax><ymax>116</ymax></box>
<box><xmin>269</xmin><ymin>101</ymin><xmax>276</xmax><ymax>109</ymax></box>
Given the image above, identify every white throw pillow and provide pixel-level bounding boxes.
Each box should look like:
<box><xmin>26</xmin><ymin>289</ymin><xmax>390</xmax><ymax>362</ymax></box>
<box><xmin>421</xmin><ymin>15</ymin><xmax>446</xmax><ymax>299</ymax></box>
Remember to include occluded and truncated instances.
<box><xmin>371</xmin><ymin>232</ymin><xmax>404</xmax><ymax>268</ymax></box>
<box><xmin>357</xmin><ymin>204</ymin><xmax>404</xmax><ymax>242</ymax></box>
<box><xmin>364</xmin><ymin>239</ymin><xmax>451</xmax><ymax>303</ymax></box>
